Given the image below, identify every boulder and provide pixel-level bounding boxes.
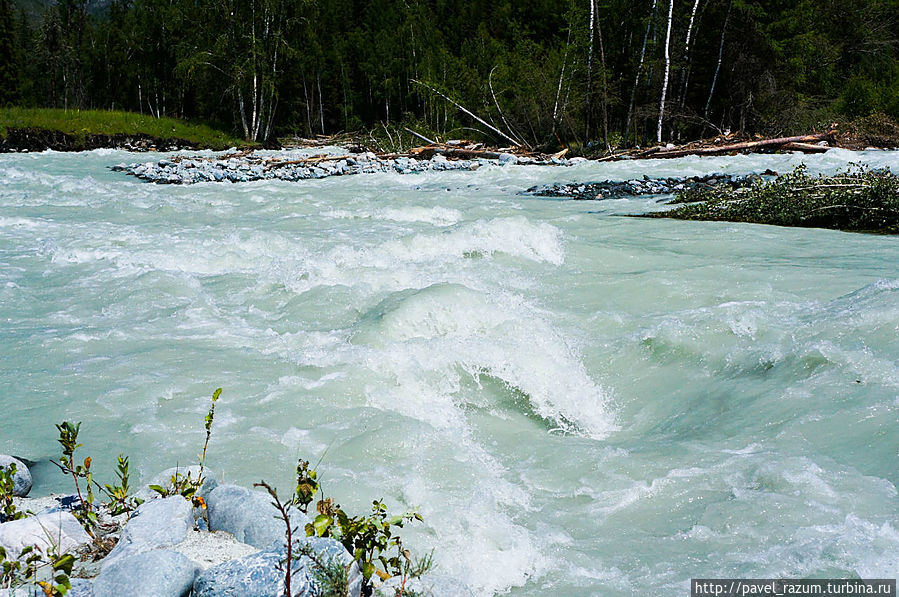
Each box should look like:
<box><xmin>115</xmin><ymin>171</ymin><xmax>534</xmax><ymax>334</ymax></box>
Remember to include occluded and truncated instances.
<box><xmin>93</xmin><ymin>550</ymin><xmax>198</xmax><ymax>597</ymax></box>
<box><xmin>206</xmin><ymin>485</ymin><xmax>310</xmax><ymax>550</ymax></box>
<box><xmin>0</xmin><ymin>456</ymin><xmax>32</xmax><ymax>497</ymax></box>
<box><xmin>102</xmin><ymin>496</ymin><xmax>193</xmax><ymax>566</ymax></box>
<box><xmin>192</xmin><ymin>550</ymin><xmax>312</xmax><ymax>597</ymax></box>
<box><xmin>0</xmin><ymin>511</ymin><xmax>91</xmax><ymax>555</ymax></box>
<box><xmin>375</xmin><ymin>575</ymin><xmax>476</xmax><ymax>597</ymax></box>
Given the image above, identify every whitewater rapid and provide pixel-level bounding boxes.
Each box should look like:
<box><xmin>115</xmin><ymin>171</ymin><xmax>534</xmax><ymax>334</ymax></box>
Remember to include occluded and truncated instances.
<box><xmin>1</xmin><ymin>148</ymin><xmax>897</xmax><ymax>595</ymax></box>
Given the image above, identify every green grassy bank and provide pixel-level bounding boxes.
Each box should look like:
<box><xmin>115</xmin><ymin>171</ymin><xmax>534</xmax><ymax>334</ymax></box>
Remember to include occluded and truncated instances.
<box><xmin>0</xmin><ymin>108</ymin><xmax>249</xmax><ymax>151</ymax></box>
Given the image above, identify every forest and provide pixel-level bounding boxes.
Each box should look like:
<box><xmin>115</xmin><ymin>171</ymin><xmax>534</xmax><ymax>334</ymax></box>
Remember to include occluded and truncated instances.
<box><xmin>1</xmin><ymin>0</ymin><xmax>897</xmax><ymax>149</ymax></box>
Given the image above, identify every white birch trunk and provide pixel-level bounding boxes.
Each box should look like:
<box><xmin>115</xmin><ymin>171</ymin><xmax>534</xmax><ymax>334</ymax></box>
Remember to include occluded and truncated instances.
<box><xmin>656</xmin><ymin>0</ymin><xmax>674</xmax><ymax>143</ymax></box>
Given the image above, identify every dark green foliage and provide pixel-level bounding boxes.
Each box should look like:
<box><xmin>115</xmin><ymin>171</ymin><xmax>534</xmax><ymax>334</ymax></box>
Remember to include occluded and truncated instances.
<box><xmin>293</xmin><ymin>459</ymin><xmax>319</xmax><ymax>515</ymax></box>
<box><xmin>1</xmin><ymin>544</ymin><xmax>74</xmax><ymax>596</ymax></box>
<box><xmin>0</xmin><ymin>463</ymin><xmax>25</xmax><ymax>522</ymax></box>
<box><xmin>657</xmin><ymin>165</ymin><xmax>899</xmax><ymax>233</ymax></box>
<box><xmin>307</xmin><ymin>498</ymin><xmax>423</xmax><ymax>589</ymax></box>
<box><xmin>103</xmin><ymin>455</ymin><xmax>143</xmax><ymax>517</ymax></box>
<box><xmin>53</xmin><ymin>421</ymin><xmax>100</xmax><ymax>533</ymax></box>
<box><xmin>6</xmin><ymin>0</ymin><xmax>899</xmax><ymax>145</ymax></box>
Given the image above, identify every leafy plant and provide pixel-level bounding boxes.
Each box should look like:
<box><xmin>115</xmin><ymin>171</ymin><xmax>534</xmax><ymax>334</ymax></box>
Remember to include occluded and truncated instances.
<box><xmin>292</xmin><ymin>459</ymin><xmax>319</xmax><ymax>515</ymax></box>
<box><xmin>199</xmin><ymin>387</ymin><xmax>222</xmax><ymax>478</ymax></box>
<box><xmin>254</xmin><ymin>481</ymin><xmax>299</xmax><ymax>597</ymax></box>
<box><xmin>297</xmin><ymin>545</ymin><xmax>351</xmax><ymax>597</ymax></box>
<box><xmin>0</xmin><ymin>543</ymin><xmax>75</xmax><ymax>596</ymax></box>
<box><xmin>0</xmin><ymin>463</ymin><xmax>25</xmax><ymax>522</ymax></box>
<box><xmin>307</xmin><ymin>498</ymin><xmax>423</xmax><ymax>591</ymax></box>
<box><xmin>52</xmin><ymin>422</ymin><xmax>99</xmax><ymax>534</ymax></box>
<box><xmin>149</xmin><ymin>387</ymin><xmax>222</xmax><ymax>512</ymax></box>
<box><xmin>102</xmin><ymin>455</ymin><xmax>143</xmax><ymax>517</ymax></box>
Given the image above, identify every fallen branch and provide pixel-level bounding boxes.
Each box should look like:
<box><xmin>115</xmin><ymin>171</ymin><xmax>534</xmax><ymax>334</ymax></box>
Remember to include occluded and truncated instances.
<box><xmin>782</xmin><ymin>142</ymin><xmax>830</xmax><ymax>154</ymax></box>
<box><xmin>264</xmin><ymin>154</ymin><xmax>354</xmax><ymax>170</ymax></box>
<box><xmin>411</xmin><ymin>79</ymin><xmax>522</xmax><ymax>148</ymax></box>
<box><xmin>403</xmin><ymin>127</ymin><xmax>436</xmax><ymax>145</ymax></box>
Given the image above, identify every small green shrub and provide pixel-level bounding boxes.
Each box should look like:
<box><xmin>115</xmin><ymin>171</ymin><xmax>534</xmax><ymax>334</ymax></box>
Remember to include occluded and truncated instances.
<box><xmin>103</xmin><ymin>455</ymin><xmax>143</xmax><ymax>517</ymax></box>
<box><xmin>53</xmin><ymin>422</ymin><xmax>99</xmax><ymax>534</ymax></box>
<box><xmin>0</xmin><ymin>464</ymin><xmax>25</xmax><ymax>522</ymax></box>
<box><xmin>656</xmin><ymin>164</ymin><xmax>899</xmax><ymax>234</ymax></box>
<box><xmin>0</xmin><ymin>543</ymin><xmax>75</xmax><ymax>596</ymax></box>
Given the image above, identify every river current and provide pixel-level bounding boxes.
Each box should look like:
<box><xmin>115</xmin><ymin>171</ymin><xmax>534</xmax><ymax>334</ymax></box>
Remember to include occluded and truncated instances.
<box><xmin>1</xmin><ymin>148</ymin><xmax>897</xmax><ymax>595</ymax></box>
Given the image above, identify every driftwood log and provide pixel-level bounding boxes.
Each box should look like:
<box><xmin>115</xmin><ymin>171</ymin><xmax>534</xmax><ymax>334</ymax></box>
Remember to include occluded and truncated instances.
<box><xmin>645</xmin><ymin>133</ymin><xmax>831</xmax><ymax>159</ymax></box>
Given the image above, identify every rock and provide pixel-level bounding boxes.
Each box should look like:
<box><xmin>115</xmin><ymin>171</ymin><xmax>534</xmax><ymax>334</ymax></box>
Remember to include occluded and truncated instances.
<box><xmin>93</xmin><ymin>550</ymin><xmax>199</xmax><ymax>597</ymax></box>
<box><xmin>68</xmin><ymin>578</ymin><xmax>95</xmax><ymax>597</ymax></box>
<box><xmin>375</xmin><ymin>575</ymin><xmax>476</xmax><ymax>597</ymax></box>
<box><xmin>103</xmin><ymin>496</ymin><xmax>193</xmax><ymax>566</ymax></box>
<box><xmin>498</xmin><ymin>152</ymin><xmax>518</xmax><ymax>165</ymax></box>
<box><xmin>0</xmin><ymin>456</ymin><xmax>32</xmax><ymax>497</ymax></box>
<box><xmin>170</xmin><ymin>529</ymin><xmax>258</xmax><ymax>571</ymax></box>
<box><xmin>192</xmin><ymin>550</ymin><xmax>312</xmax><ymax>597</ymax></box>
<box><xmin>0</xmin><ymin>511</ymin><xmax>91</xmax><ymax>555</ymax></box>
<box><xmin>206</xmin><ymin>485</ymin><xmax>310</xmax><ymax>551</ymax></box>
<box><xmin>300</xmin><ymin>536</ymin><xmax>362</xmax><ymax>597</ymax></box>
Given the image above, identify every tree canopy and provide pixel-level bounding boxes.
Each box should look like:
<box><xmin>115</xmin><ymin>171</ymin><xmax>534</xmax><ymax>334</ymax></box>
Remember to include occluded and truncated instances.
<box><xmin>4</xmin><ymin>0</ymin><xmax>898</xmax><ymax>146</ymax></box>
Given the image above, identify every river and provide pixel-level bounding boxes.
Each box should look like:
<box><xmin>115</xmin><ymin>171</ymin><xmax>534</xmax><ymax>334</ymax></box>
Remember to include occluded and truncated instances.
<box><xmin>1</xmin><ymin>148</ymin><xmax>897</xmax><ymax>595</ymax></box>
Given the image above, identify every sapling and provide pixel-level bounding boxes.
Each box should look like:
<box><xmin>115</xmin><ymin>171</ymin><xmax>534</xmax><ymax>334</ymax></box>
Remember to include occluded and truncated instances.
<box><xmin>0</xmin><ymin>464</ymin><xmax>24</xmax><ymax>522</ymax></box>
<box><xmin>254</xmin><ymin>481</ymin><xmax>298</xmax><ymax>597</ymax></box>
<box><xmin>53</xmin><ymin>421</ymin><xmax>99</xmax><ymax>534</ymax></box>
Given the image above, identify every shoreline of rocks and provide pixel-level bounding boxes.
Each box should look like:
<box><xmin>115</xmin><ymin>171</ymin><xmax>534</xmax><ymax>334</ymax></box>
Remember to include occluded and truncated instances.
<box><xmin>520</xmin><ymin>172</ymin><xmax>777</xmax><ymax>200</ymax></box>
<box><xmin>1</xmin><ymin>457</ymin><xmax>471</xmax><ymax>597</ymax></box>
<box><xmin>111</xmin><ymin>150</ymin><xmax>581</xmax><ymax>185</ymax></box>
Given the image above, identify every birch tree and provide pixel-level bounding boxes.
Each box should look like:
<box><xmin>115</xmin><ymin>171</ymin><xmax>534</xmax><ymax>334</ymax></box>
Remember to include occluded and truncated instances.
<box><xmin>656</xmin><ymin>0</ymin><xmax>674</xmax><ymax>143</ymax></box>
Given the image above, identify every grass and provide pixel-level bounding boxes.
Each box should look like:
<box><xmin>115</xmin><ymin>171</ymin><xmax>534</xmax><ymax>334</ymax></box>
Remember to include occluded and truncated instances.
<box><xmin>0</xmin><ymin>107</ymin><xmax>251</xmax><ymax>150</ymax></box>
<box><xmin>651</xmin><ymin>164</ymin><xmax>899</xmax><ymax>234</ymax></box>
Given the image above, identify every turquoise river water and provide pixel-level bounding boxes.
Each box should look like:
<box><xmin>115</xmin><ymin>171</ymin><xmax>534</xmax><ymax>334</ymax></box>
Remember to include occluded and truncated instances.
<box><xmin>1</xmin><ymin>148</ymin><xmax>897</xmax><ymax>595</ymax></box>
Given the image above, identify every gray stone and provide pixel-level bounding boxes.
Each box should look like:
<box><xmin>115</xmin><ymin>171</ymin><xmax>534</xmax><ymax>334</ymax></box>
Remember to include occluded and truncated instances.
<box><xmin>68</xmin><ymin>578</ymin><xmax>95</xmax><ymax>597</ymax></box>
<box><xmin>0</xmin><ymin>455</ymin><xmax>32</xmax><ymax>497</ymax></box>
<box><xmin>0</xmin><ymin>511</ymin><xmax>91</xmax><ymax>555</ymax></box>
<box><xmin>206</xmin><ymin>485</ymin><xmax>310</xmax><ymax>551</ymax></box>
<box><xmin>498</xmin><ymin>152</ymin><xmax>518</xmax><ymax>165</ymax></box>
<box><xmin>299</xmin><ymin>537</ymin><xmax>361</xmax><ymax>597</ymax></box>
<box><xmin>375</xmin><ymin>575</ymin><xmax>476</xmax><ymax>597</ymax></box>
<box><xmin>103</xmin><ymin>496</ymin><xmax>193</xmax><ymax>566</ymax></box>
<box><xmin>93</xmin><ymin>550</ymin><xmax>198</xmax><ymax>597</ymax></box>
<box><xmin>192</xmin><ymin>550</ymin><xmax>312</xmax><ymax>597</ymax></box>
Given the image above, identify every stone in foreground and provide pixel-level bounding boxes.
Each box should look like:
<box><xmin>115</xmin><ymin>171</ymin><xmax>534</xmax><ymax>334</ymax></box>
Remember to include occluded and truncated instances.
<box><xmin>192</xmin><ymin>550</ymin><xmax>312</xmax><ymax>597</ymax></box>
<box><xmin>0</xmin><ymin>455</ymin><xmax>32</xmax><ymax>497</ymax></box>
<box><xmin>206</xmin><ymin>484</ymin><xmax>311</xmax><ymax>550</ymax></box>
<box><xmin>102</xmin><ymin>496</ymin><xmax>193</xmax><ymax>566</ymax></box>
<box><xmin>0</xmin><ymin>511</ymin><xmax>91</xmax><ymax>555</ymax></box>
<box><xmin>93</xmin><ymin>549</ymin><xmax>199</xmax><ymax>597</ymax></box>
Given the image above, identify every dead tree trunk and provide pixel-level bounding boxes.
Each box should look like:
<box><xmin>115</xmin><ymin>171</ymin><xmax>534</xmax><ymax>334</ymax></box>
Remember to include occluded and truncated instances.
<box><xmin>624</xmin><ymin>0</ymin><xmax>660</xmax><ymax>145</ymax></box>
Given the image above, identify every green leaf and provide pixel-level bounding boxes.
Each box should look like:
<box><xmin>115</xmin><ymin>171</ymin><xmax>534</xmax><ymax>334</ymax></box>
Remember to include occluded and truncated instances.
<box><xmin>361</xmin><ymin>561</ymin><xmax>375</xmax><ymax>580</ymax></box>
<box><xmin>312</xmin><ymin>514</ymin><xmax>332</xmax><ymax>536</ymax></box>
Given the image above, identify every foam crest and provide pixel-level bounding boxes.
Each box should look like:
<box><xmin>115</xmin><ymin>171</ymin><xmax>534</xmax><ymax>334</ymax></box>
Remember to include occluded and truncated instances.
<box><xmin>354</xmin><ymin>283</ymin><xmax>616</xmax><ymax>439</ymax></box>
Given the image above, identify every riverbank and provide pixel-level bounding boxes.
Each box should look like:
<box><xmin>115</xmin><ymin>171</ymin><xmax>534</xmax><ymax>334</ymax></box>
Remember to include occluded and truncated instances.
<box><xmin>647</xmin><ymin>164</ymin><xmax>899</xmax><ymax>234</ymax></box>
<box><xmin>0</xmin><ymin>108</ymin><xmax>251</xmax><ymax>153</ymax></box>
